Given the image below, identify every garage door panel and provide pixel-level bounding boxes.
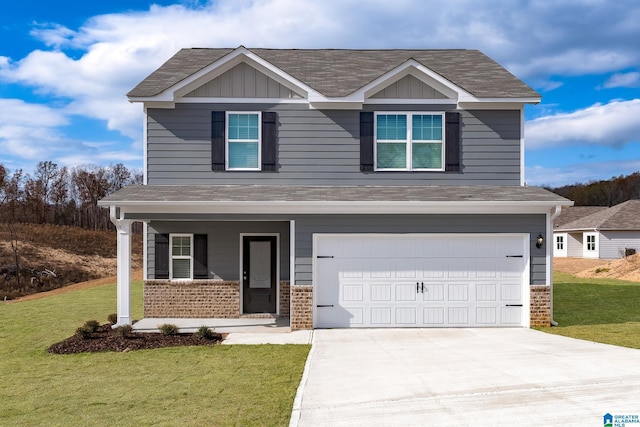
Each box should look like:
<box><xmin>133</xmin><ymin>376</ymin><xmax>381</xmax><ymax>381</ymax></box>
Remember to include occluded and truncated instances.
<box><xmin>476</xmin><ymin>307</ymin><xmax>497</xmax><ymax>325</ymax></box>
<box><xmin>448</xmin><ymin>284</ymin><xmax>469</xmax><ymax>301</ymax></box>
<box><xmin>423</xmin><ymin>307</ymin><xmax>445</xmax><ymax>325</ymax></box>
<box><xmin>476</xmin><ymin>284</ymin><xmax>497</xmax><ymax>301</ymax></box>
<box><xmin>395</xmin><ymin>283</ymin><xmax>418</xmax><ymax>301</ymax></box>
<box><xmin>448</xmin><ymin>307</ymin><xmax>469</xmax><ymax>325</ymax></box>
<box><xmin>423</xmin><ymin>284</ymin><xmax>444</xmax><ymax>301</ymax></box>
<box><xmin>315</xmin><ymin>234</ymin><xmax>527</xmax><ymax>328</ymax></box>
<box><xmin>395</xmin><ymin>307</ymin><xmax>417</xmax><ymax>325</ymax></box>
<box><xmin>371</xmin><ymin>284</ymin><xmax>392</xmax><ymax>301</ymax></box>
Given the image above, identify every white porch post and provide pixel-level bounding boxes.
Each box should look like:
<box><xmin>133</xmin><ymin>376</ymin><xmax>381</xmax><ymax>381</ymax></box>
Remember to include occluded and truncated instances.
<box><xmin>110</xmin><ymin>206</ymin><xmax>133</xmax><ymax>326</ymax></box>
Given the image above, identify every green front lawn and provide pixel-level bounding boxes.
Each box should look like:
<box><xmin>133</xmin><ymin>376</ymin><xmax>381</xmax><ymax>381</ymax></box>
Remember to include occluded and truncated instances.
<box><xmin>0</xmin><ymin>282</ymin><xmax>310</xmax><ymax>426</ymax></box>
<box><xmin>543</xmin><ymin>272</ymin><xmax>640</xmax><ymax>349</ymax></box>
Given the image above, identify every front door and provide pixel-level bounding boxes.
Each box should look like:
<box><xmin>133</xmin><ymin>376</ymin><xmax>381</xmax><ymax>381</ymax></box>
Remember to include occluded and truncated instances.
<box><xmin>242</xmin><ymin>235</ymin><xmax>277</xmax><ymax>313</ymax></box>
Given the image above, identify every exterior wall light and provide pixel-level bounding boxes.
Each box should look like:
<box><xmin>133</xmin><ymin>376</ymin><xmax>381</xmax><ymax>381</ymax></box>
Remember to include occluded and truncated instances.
<box><xmin>536</xmin><ymin>234</ymin><xmax>544</xmax><ymax>249</ymax></box>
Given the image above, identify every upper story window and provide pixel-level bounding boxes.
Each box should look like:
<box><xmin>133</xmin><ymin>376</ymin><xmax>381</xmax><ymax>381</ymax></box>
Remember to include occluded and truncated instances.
<box><xmin>226</xmin><ymin>112</ymin><xmax>261</xmax><ymax>170</ymax></box>
<box><xmin>170</xmin><ymin>234</ymin><xmax>193</xmax><ymax>280</ymax></box>
<box><xmin>375</xmin><ymin>112</ymin><xmax>444</xmax><ymax>171</ymax></box>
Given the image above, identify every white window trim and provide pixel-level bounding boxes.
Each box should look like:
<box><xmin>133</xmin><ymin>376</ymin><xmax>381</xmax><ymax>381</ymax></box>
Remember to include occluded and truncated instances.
<box><xmin>374</xmin><ymin>111</ymin><xmax>445</xmax><ymax>172</ymax></box>
<box><xmin>583</xmin><ymin>232</ymin><xmax>599</xmax><ymax>259</ymax></box>
<box><xmin>225</xmin><ymin>111</ymin><xmax>262</xmax><ymax>171</ymax></box>
<box><xmin>554</xmin><ymin>233</ymin><xmax>567</xmax><ymax>257</ymax></box>
<box><xmin>170</xmin><ymin>233</ymin><xmax>193</xmax><ymax>280</ymax></box>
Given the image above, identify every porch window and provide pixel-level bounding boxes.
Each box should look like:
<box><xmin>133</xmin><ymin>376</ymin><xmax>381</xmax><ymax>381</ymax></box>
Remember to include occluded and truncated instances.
<box><xmin>226</xmin><ymin>112</ymin><xmax>261</xmax><ymax>170</ymax></box>
<box><xmin>170</xmin><ymin>234</ymin><xmax>193</xmax><ymax>280</ymax></box>
<box><xmin>375</xmin><ymin>112</ymin><xmax>444</xmax><ymax>171</ymax></box>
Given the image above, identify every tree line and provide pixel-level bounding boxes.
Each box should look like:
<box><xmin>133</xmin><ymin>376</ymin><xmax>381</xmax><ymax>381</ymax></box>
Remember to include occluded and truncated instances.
<box><xmin>547</xmin><ymin>172</ymin><xmax>640</xmax><ymax>206</ymax></box>
<box><xmin>0</xmin><ymin>161</ymin><xmax>142</xmax><ymax>231</ymax></box>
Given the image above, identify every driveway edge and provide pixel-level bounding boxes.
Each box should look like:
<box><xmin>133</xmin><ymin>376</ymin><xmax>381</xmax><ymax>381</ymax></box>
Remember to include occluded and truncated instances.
<box><xmin>289</xmin><ymin>330</ymin><xmax>315</xmax><ymax>427</ymax></box>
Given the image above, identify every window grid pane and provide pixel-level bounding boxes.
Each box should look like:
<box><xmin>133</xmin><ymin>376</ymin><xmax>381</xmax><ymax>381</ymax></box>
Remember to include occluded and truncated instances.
<box><xmin>377</xmin><ymin>114</ymin><xmax>407</xmax><ymax>141</ymax></box>
<box><xmin>228</xmin><ymin>113</ymin><xmax>259</xmax><ymax>141</ymax></box>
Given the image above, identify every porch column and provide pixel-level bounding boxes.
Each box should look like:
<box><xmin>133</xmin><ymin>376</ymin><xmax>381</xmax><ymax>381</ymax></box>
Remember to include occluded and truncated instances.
<box><xmin>110</xmin><ymin>206</ymin><xmax>133</xmax><ymax>326</ymax></box>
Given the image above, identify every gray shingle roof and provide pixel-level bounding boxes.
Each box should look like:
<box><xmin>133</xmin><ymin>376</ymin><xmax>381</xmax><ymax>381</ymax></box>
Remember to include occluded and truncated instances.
<box><xmin>100</xmin><ymin>184</ymin><xmax>568</xmax><ymax>204</ymax></box>
<box><xmin>128</xmin><ymin>48</ymin><xmax>540</xmax><ymax>99</ymax></box>
<box><xmin>556</xmin><ymin>200</ymin><xmax>640</xmax><ymax>231</ymax></box>
<box><xmin>553</xmin><ymin>206</ymin><xmax>608</xmax><ymax>228</ymax></box>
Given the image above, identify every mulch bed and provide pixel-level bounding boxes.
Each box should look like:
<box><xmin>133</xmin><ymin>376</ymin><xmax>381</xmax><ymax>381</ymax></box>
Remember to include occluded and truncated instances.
<box><xmin>48</xmin><ymin>324</ymin><xmax>225</xmax><ymax>354</ymax></box>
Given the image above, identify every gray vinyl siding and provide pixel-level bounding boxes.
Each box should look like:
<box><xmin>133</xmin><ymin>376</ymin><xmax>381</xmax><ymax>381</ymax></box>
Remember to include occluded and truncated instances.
<box><xmin>147</xmin><ymin>221</ymin><xmax>290</xmax><ymax>280</ymax></box>
<box><xmin>146</xmin><ymin>103</ymin><xmax>521</xmax><ymax>185</ymax></box>
<box><xmin>599</xmin><ymin>231</ymin><xmax>640</xmax><ymax>259</ymax></box>
<box><xmin>144</xmin><ymin>214</ymin><xmax>546</xmax><ymax>285</ymax></box>
<box><xmin>291</xmin><ymin>214</ymin><xmax>546</xmax><ymax>285</ymax></box>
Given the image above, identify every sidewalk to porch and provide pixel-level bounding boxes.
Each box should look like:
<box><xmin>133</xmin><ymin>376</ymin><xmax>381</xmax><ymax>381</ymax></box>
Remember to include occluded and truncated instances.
<box><xmin>131</xmin><ymin>317</ymin><xmax>312</xmax><ymax>344</ymax></box>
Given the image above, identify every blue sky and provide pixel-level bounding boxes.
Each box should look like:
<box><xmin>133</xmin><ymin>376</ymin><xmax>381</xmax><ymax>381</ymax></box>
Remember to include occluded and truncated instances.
<box><xmin>1</xmin><ymin>0</ymin><xmax>639</xmax><ymax>187</ymax></box>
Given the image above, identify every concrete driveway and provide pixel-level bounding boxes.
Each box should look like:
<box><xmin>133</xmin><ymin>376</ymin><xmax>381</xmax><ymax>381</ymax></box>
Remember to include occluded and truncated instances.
<box><xmin>292</xmin><ymin>328</ymin><xmax>640</xmax><ymax>426</ymax></box>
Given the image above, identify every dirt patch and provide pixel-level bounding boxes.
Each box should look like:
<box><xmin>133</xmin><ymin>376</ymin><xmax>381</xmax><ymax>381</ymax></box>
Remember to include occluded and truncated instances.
<box><xmin>554</xmin><ymin>255</ymin><xmax>640</xmax><ymax>282</ymax></box>
<box><xmin>48</xmin><ymin>323</ymin><xmax>225</xmax><ymax>354</ymax></box>
<box><xmin>7</xmin><ymin>269</ymin><xmax>143</xmax><ymax>303</ymax></box>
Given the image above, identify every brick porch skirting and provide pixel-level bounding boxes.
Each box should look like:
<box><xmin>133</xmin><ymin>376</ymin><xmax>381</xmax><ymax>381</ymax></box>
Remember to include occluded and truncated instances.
<box><xmin>530</xmin><ymin>285</ymin><xmax>551</xmax><ymax>327</ymax></box>
<box><xmin>144</xmin><ymin>280</ymin><xmax>292</xmax><ymax>318</ymax></box>
<box><xmin>290</xmin><ymin>285</ymin><xmax>313</xmax><ymax>330</ymax></box>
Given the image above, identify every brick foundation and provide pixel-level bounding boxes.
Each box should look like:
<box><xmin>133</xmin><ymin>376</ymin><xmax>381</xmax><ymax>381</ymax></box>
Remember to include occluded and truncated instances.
<box><xmin>290</xmin><ymin>285</ymin><xmax>313</xmax><ymax>330</ymax></box>
<box><xmin>144</xmin><ymin>280</ymin><xmax>291</xmax><ymax>318</ymax></box>
<box><xmin>279</xmin><ymin>281</ymin><xmax>290</xmax><ymax>317</ymax></box>
<box><xmin>144</xmin><ymin>280</ymin><xmax>240</xmax><ymax>318</ymax></box>
<box><xmin>530</xmin><ymin>285</ymin><xmax>551</xmax><ymax>327</ymax></box>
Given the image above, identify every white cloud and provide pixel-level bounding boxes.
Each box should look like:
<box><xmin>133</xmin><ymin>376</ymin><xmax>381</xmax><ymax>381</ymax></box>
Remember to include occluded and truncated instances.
<box><xmin>603</xmin><ymin>71</ymin><xmax>640</xmax><ymax>88</ymax></box>
<box><xmin>526</xmin><ymin>99</ymin><xmax>640</xmax><ymax>150</ymax></box>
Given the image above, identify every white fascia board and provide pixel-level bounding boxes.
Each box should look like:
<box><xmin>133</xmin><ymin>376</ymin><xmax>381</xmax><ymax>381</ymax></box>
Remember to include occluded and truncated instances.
<box><xmin>178</xmin><ymin>97</ymin><xmax>309</xmax><ymax>104</ymax></box>
<box><xmin>365</xmin><ymin>98</ymin><xmax>458</xmax><ymax>105</ymax></box>
<box><xmin>458</xmin><ymin>99</ymin><xmax>540</xmax><ymax>110</ymax></box>
<box><xmin>361</xmin><ymin>60</ymin><xmax>469</xmax><ymax>100</ymax></box>
<box><xmin>111</xmin><ymin>200</ymin><xmax>564</xmax><ymax>217</ymax></box>
<box><xmin>128</xmin><ymin>47</ymin><xmax>319</xmax><ymax>105</ymax></box>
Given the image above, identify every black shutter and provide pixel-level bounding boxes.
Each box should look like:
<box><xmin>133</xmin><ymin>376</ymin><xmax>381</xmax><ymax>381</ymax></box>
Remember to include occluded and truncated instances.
<box><xmin>154</xmin><ymin>234</ymin><xmax>169</xmax><ymax>279</ymax></box>
<box><xmin>445</xmin><ymin>111</ymin><xmax>461</xmax><ymax>172</ymax></box>
<box><xmin>360</xmin><ymin>111</ymin><xmax>374</xmax><ymax>172</ymax></box>
<box><xmin>211</xmin><ymin>111</ymin><xmax>225</xmax><ymax>171</ymax></box>
<box><xmin>261</xmin><ymin>111</ymin><xmax>277</xmax><ymax>171</ymax></box>
<box><xmin>193</xmin><ymin>234</ymin><xmax>208</xmax><ymax>279</ymax></box>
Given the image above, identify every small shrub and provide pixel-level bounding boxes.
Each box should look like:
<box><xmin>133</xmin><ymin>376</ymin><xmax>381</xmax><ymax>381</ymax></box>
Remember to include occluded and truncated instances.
<box><xmin>196</xmin><ymin>326</ymin><xmax>216</xmax><ymax>340</ymax></box>
<box><xmin>114</xmin><ymin>324</ymin><xmax>133</xmax><ymax>338</ymax></box>
<box><xmin>83</xmin><ymin>320</ymin><xmax>100</xmax><ymax>332</ymax></box>
<box><xmin>595</xmin><ymin>267</ymin><xmax>610</xmax><ymax>274</ymax></box>
<box><xmin>158</xmin><ymin>323</ymin><xmax>179</xmax><ymax>335</ymax></box>
<box><xmin>107</xmin><ymin>313</ymin><xmax>118</xmax><ymax>325</ymax></box>
<box><xmin>75</xmin><ymin>325</ymin><xmax>93</xmax><ymax>339</ymax></box>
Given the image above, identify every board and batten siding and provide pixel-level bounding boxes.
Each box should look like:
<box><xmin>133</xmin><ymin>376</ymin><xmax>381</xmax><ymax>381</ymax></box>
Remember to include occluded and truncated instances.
<box><xmin>599</xmin><ymin>231</ymin><xmax>640</xmax><ymax>259</ymax></box>
<box><xmin>146</xmin><ymin>103</ymin><xmax>522</xmax><ymax>186</ymax></box>
<box><xmin>147</xmin><ymin>221</ymin><xmax>290</xmax><ymax>281</ymax></box>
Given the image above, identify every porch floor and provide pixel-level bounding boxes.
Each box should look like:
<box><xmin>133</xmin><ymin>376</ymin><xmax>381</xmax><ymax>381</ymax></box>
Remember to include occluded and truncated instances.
<box><xmin>131</xmin><ymin>317</ymin><xmax>312</xmax><ymax>344</ymax></box>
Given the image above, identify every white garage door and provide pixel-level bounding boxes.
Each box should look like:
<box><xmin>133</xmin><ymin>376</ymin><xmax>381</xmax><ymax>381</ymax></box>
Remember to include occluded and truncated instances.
<box><xmin>314</xmin><ymin>234</ymin><xmax>529</xmax><ymax>328</ymax></box>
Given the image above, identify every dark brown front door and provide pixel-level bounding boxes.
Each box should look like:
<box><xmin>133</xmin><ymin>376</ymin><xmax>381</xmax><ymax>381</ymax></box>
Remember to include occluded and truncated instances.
<box><xmin>242</xmin><ymin>235</ymin><xmax>277</xmax><ymax>313</ymax></box>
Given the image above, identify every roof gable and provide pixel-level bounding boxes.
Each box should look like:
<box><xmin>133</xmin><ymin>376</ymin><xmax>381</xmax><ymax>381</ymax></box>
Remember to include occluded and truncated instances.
<box><xmin>369</xmin><ymin>74</ymin><xmax>447</xmax><ymax>100</ymax></box>
<box><xmin>128</xmin><ymin>47</ymin><xmax>540</xmax><ymax>107</ymax></box>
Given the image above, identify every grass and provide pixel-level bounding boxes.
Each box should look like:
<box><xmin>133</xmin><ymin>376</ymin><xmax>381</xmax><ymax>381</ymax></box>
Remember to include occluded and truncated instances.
<box><xmin>0</xmin><ymin>281</ymin><xmax>310</xmax><ymax>426</ymax></box>
<box><xmin>541</xmin><ymin>272</ymin><xmax>640</xmax><ymax>349</ymax></box>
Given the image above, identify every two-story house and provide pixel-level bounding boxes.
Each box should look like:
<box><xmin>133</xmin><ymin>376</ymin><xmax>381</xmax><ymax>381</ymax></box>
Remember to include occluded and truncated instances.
<box><xmin>99</xmin><ymin>47</ymin><xmax>571</xmax><ymax>330</ymax></box>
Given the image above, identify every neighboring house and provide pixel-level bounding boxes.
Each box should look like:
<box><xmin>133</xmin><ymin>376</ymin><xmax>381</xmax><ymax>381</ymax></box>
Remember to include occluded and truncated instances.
<box><xmin>99</xmin><ymin>47</ymin><xmax>571</xmax><ymax>330</ymax></box>
<box><xmin>554</xmin><ymin>200</ymin><xmax>640</xmax><ymax>259</ymax></box>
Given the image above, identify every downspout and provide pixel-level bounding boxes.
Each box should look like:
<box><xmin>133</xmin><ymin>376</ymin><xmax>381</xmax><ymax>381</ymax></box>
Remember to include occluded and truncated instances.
<box><xmin>548</xmin><ymin>205</ymin><xmax>562</xmax><ymax>326</ymax></box>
